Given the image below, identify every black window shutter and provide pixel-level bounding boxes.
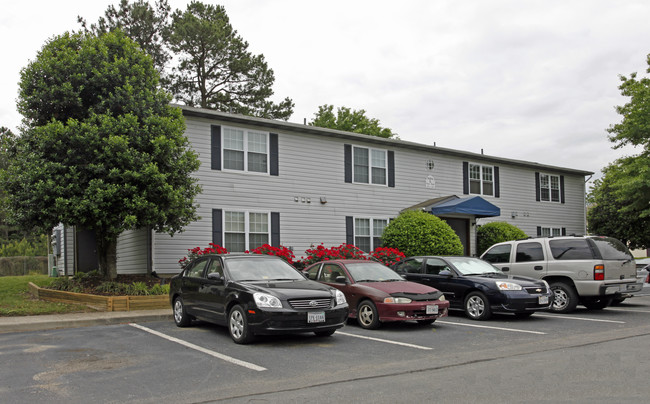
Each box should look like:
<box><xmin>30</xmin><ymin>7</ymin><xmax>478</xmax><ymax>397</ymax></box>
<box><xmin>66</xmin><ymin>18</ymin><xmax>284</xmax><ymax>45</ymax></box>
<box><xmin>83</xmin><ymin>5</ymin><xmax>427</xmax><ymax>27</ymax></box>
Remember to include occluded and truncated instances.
<box><xmin>462</xmin><ymin>162</ymin><xmax>469</xmax><ymax>194</ymax></box>
<box><xmin>535</xmin><ymin>172</ymin><xmax>540</xmax><ymax>201</ymax></box>
<box><xmin>271</xmin><ymin>212</ymin><xmax>280</xmax><ymax>246</ymax></box>
<box><xmin>388</xmin><ymin>151</ymin><xmax>395</xmax><ymax>187</ymax></box>
<box><xmin>344</xmin><ymin>144</ymin><xmax>352</xmax><ymax>183</ymax></box>
<box><xmin>269</xmin><ymin>133</ymin><xmax>279</xmax><ymax>176</ymax></box>
<box><xmin>345</xmin><ymin>216</ymin><xmax>354</xmax><ymax>245</ymax></box>
<box><xmin>561</xmin><ymin>227</ymin><xmax>567</xmax><ymax>236</ymax></box>
<box><xmin>560</xmin><ymin>175</ymin><xmax>565</xmax><ymax>204</ymax></box>
<box><xmin>211</xmin><ymin>125</ymin><xmax>221</xmax><ymax>170</ymax></box>
<box><xmin>536</xmin><ymin>226</ymin><xmax>542</xmax><ymax>237</ymax></box>
<box><xmin>494</xmin><ymin>166</ymin><xmax>500</xmax><ymax>198</ymax></box>
<box><xmin>212</xmin><ymin>209</ymin><xmax>223</xmax><ymax>246</ymax></box>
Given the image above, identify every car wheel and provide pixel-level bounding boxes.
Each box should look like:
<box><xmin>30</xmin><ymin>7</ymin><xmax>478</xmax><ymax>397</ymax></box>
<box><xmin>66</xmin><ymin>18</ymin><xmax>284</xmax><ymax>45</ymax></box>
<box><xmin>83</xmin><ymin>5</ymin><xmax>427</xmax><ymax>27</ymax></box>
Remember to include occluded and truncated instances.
<box><xmin>173</xmin><ymin>297</ymin><xmax>192</xmax><ymax>327</ymax></box>
<box><xmin>514</xmin><ymin>312</ymin><xmax>534</xmax><ymax>319</ymax></box>
<box><xmin>464</xmin><ymin>292</ymin><xmax>492</xmax><ymax>320</ymax></box>
<box><xmin>417</xmin><ymin>319</ymin><xmax>436</xmax><ymax>325</ymax></box>
<box><xmin>228</xmin><ymin>305</ymin><xmax>254</xmax><ymax>344</ymax></box>
<box><xmin>549</xmin><ymin>282</ymin><xmax>578</xmax><ymax>313</ymax></box>
<box><xmin>357</xmin><ymin>300</ymin><xmax>381</xmax><ymax>329</ymax></box>
<box><xmin>582</xmin><ymin>297</ymin><xmax>612</xmax><ymax>310</ymax></box>
<box><xmin>314</xmin><ymin>329</ymin><xmax>336</xmax><ymax>337</ymax></box>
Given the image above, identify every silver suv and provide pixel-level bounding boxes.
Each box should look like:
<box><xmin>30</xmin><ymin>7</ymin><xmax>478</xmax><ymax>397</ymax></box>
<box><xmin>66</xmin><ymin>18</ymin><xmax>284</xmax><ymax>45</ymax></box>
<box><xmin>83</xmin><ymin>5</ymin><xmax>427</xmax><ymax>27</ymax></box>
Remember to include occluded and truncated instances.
<box><xmin>480</xmin><ymin>236</ymin><xmax>641</xmax><ymax>313</ymax></box>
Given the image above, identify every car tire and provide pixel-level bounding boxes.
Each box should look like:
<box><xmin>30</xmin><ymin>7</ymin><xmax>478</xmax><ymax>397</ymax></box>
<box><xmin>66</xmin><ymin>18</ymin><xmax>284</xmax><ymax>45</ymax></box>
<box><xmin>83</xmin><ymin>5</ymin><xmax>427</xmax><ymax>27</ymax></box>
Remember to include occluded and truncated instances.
<box><xmin>228</xmin><ymin>305</ymin><xmax>254</xmax><ymax>344</ymax></box>
<box><xmin>582</xmin><ymin>297</ymin><xmax>612</xmax><ymax>310</ymax></box>
<box><xmin>357</xmin><ymin>300</ymin><xmax>381</xmax><ymax>329</ymax></box>
<box><xmin>513</xmin><ymin>312</ymin><xmax>534</xmax><ymax>319</ymax></box>
<box><xmin>549</xmin><ymin>282</ymin><xmax>579</xmax><ymax>313</ymax></box>
<box><xmin>464</xmin><ymin>292</ymin><xmax>492</xmax><ymax>320</ymax></box>
<box><xmin>314</xmin><ymin>329</ymin><xmax>336</xmax><ymax>337</ymax></box>
<box><xmin>173</xmin><ymin>297</ymin><xmax>192</xmax><ymax>327</ymax></box>
<box><xmin>417</xmin><ymin>319</ymin><xmax>436</xmax><ymax>325</ymax></box>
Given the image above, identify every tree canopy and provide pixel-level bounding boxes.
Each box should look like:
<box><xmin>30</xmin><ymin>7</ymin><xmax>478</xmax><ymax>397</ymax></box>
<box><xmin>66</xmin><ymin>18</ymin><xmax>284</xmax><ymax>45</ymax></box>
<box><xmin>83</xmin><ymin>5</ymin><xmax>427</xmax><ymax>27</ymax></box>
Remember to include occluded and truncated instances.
<box><xmin>309</xmin><ymin>104</ymin><xmax>398</xmax><ymax>138</ymax></box>
<box><xmin>4</xmin><ymin>30</ymin><xmax>201</xmax><ymax>278</ymax></box>
<box><xmin>79</xmin><ymin>0</ymin><xmax>294</xmax><ymax>120</ymax></box>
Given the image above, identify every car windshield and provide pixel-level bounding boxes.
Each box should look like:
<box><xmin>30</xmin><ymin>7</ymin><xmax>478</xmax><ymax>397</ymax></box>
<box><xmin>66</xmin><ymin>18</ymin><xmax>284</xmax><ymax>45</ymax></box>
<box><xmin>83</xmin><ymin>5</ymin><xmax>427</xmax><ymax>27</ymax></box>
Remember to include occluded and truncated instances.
<box><xmin>345</xmin><ymin>262</ymin><xmax>403</xmax><ymax>282</ymax></box>
<box><xmin>226</xmin><ymin>258</ymin><xmax>304</xmax><ymax>282</ymax></box>
<box><xmin>446</xmin><ymin>257</ymin><xmax>501</xmax><ymax>275</ymax></box>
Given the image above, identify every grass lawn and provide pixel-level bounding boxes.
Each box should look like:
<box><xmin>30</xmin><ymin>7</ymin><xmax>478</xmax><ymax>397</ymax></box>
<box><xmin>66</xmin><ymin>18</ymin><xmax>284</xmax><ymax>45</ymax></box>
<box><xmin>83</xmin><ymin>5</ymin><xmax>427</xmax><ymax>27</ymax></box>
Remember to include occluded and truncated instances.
<box><xmin>0</xmin><ymin>274</ymin><xmax>93</xmax><ymax>316</ymax></box>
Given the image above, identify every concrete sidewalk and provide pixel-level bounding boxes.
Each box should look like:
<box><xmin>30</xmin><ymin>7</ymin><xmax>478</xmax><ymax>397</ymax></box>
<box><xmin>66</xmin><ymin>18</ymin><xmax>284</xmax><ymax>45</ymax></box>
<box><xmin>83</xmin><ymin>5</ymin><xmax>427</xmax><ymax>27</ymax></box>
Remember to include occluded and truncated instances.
<box><xmin>0</xmin><ymin>309</ymin><xmax>173</xmax><ymax>334</ymax></box>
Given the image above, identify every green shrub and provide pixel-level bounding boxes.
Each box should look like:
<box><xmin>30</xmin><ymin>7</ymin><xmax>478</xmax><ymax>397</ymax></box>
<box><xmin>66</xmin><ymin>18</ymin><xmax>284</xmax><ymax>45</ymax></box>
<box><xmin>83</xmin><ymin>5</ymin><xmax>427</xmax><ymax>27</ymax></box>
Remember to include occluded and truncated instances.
<box><xmin>150</xmin><ymin>284</ymin><xmax>170</xmax><ymax>295</ymax></box>
<box><xmin>95</xmin><ymin>281</ymin><xmax>128</xmax><ymax>295</ymax></box>
<box><xmin>477</xmin><ymin>221</ymin><xmax>528</xmax><ymax>255</ymax></box>
<box><xmin>125</xmin><ymin>282</ymin><xmax>150</xmax><ymax>296</ymax></box>
<box><xmin>381</xmin><ymin>210</ymin><xmax>464</xmax><ymax>257</ymax></box>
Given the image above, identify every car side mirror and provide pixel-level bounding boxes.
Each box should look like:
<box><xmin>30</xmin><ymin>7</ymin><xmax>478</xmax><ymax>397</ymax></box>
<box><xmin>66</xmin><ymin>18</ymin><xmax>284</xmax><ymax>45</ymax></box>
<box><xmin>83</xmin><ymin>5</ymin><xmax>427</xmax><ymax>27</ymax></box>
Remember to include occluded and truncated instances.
<box><xmin>439</xmin><ymin>269</ymin><xmax>453</xmax><ymax>277</ymax></box>
<box><xmin>335</xmin><ymin>276</ymin><xmax>349</xmax><ymax>284</ymax></box>
<box><xmin>207</xmin><ymin>273</ymin><xmax>224</xmax><ymax>284</ymax></box>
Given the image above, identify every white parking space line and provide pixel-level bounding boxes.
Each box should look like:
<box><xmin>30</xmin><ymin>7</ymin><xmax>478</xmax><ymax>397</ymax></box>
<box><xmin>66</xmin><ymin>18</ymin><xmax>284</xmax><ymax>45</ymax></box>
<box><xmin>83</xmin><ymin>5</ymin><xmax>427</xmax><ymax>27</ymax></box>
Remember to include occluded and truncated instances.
<box><xmin>436</xmin><ymin>321</ymin><xmax>547</xmax><ymax>335</ymax></box>
<box><xmin>534</xmin><ymin>314</ymin><xmax>625</xmax><ymax>324</ymax></box>
<box><xmin>129</xmin><ymin>324</ymin><xmax>267</xmax><ymax>371</ymax></box>
<box><xmin>600</xmin><ymin>308</ymin><xmax>650</xmax><ymax>314</ymax></box>
<box><xmin>336</xmin><ymin>331</ymin><xmax>433</xmax><ymax>350</ymax></box>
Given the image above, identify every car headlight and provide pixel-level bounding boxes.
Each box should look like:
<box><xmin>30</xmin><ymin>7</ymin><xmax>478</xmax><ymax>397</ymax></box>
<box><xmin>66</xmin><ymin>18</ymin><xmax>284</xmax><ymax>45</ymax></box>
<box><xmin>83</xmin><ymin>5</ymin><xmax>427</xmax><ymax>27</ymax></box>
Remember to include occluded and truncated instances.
<box><xmin>439</xmin><ymin>294</ymin><xmax>446</xmax><ymax>302</ymax></box>
<box><xmin>384</xmin><ymin>297</ymin><xmax>412</xmax><ymax>304</ymax></box>
<box><xmin>335</xmin><ymin>290</ymin><xmax>347</xmax><ymax>305</ymax></box>
<box><xmin>496</xmin><ymin>281</ymin><xmax>523</xmax><ymax>291</ymax></box>
<box><xmin>253</xmin><ymin>292</ymin><xmax>282</xmax><ymax>308</ymax></box>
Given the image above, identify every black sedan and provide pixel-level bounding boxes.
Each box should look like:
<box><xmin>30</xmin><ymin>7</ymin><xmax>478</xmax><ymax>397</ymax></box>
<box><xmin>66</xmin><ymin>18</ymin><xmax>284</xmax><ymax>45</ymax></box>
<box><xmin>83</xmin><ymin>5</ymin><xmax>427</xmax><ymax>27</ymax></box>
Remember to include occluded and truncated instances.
<box><xmin>169</xmin><ymin>254</ymin><xmax>349</xmax><ymax>343</ymax></box>
<box><xmin>392</xmin><ymin>256</ymin><xmax>553</xmax><ymax>320</ymax></box>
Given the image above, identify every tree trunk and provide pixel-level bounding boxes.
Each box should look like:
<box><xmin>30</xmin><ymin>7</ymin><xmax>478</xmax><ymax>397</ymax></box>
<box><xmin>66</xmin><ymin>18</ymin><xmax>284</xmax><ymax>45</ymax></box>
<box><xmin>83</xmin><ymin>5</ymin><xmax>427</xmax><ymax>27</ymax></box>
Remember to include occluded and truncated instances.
<box><xmin>96</xmin><ymin>233</ymin><xmax>118</xmax><ymax>279</ymax></box>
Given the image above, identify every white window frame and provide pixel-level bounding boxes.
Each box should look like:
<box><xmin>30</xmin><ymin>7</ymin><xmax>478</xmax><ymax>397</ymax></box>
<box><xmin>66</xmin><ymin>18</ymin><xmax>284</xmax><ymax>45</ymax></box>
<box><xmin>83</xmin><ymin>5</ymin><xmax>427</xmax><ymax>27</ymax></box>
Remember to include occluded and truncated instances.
<box><xmin>352</xmin><ymin>146</ymin><xmax>387</xmax><ymax>186</ymax></box>
<box><xmin>354</xmin><ymin>217</ymin><xmax>389</xmax><ymax>252</ymax></box>
<box><xmin>539</xmin><ymin>173</ymin><xmax>561</xmax><ymax>203</ymax></box>
<box><xmin>540</xmin><ymin>226</ymin><xmax>562</xmax><ymax>237</ymax></box>
<box><xmin>222</xmin><ymin>126</ymin><xmax>269</xmax><ymax>174</ymax></box>
<box><xmin>468</xmin><ymin>163</ymin><xmax>494</xmax><ymax>196</ymax></box>
<box><xmin>223</xmin><ymin>210</ymin><xmax>271</xmax><ymax>252</ymax></box>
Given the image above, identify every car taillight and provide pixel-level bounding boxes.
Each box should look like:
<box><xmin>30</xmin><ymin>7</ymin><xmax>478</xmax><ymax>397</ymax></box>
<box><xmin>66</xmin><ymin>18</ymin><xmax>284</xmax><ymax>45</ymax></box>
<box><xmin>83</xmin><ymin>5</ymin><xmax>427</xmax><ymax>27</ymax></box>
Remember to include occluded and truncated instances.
<box><xmin>594</xmin><ymin>265</ymin><xmax>604</xmax><ymax>281</ymax></box>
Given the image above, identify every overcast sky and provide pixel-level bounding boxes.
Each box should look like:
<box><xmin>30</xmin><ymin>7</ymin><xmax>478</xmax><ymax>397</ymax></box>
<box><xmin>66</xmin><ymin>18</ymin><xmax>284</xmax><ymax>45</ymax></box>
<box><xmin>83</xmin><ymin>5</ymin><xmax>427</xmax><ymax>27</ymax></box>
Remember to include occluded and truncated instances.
<box><xmin>2</xmin><ymin>0</ymin><xmax>649</xmax><ymax>186</ymax></box>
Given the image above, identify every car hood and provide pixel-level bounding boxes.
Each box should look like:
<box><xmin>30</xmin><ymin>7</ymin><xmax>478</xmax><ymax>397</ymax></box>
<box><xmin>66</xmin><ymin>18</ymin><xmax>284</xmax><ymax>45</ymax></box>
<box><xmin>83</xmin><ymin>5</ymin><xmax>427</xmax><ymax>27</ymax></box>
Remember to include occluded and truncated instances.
<box><xmin>237</xmin><ymin>279</ymin><xmax>334</xmax><ymax>299</ymax></box>
<box><xmin>466</xmin><ymin>274</ymin><xmax>545</xmax><ymax>287</ymax></box>
<box><xmin>358</xmin><ymin>280</ymin><xmax>439</xmax><ymax>294</ymax></box>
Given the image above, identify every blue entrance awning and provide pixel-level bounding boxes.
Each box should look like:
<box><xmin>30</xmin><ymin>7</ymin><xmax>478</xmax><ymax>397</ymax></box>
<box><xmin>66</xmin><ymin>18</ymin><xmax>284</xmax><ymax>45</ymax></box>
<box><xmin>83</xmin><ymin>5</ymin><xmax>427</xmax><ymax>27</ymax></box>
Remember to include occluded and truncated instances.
<box><xmin>430</xmin><ymin>196</ymin><xmax>500</xmax><ymax>218</ymax></box>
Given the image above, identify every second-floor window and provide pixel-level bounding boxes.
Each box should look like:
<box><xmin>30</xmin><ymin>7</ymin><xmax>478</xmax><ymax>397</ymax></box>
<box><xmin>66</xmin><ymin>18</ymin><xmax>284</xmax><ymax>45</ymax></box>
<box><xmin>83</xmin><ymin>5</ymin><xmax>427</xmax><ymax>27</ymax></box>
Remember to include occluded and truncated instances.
<box><xmin>469</xmin><ymin>163</ymin><xmax>494</xmax><ymax>196</ymax></box>
<box><xmin>353</xmin><ymin>146</ymin><xmax>387</xmax><ymax>185</ymax></box>
<box><xmin>539</xmin><ymin>173</ymin><xmax>560</xmax><ymax>202</ymax></box>
<box><xmin>223</xmin><ymin>127</ymin><xmax>268</xmax><ymax>173</ymax></box>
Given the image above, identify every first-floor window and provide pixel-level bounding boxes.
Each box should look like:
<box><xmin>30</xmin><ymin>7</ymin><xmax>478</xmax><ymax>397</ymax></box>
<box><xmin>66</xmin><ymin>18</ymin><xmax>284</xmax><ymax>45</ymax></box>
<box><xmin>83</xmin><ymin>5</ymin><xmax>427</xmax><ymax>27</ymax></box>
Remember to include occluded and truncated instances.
<box><xmin>539</xmin><ymin>226</ymin><xmax>562</xmax><ymax>237</ymax></box>
<box><xmin>224</xmin><ymin>211</ymin><xmax>269</xmax><ymax>252</ymax></box>
<box><xmin>354</xmin><ymin>218</ymin><xmax>388</xmax><ymax>252</ymax></box>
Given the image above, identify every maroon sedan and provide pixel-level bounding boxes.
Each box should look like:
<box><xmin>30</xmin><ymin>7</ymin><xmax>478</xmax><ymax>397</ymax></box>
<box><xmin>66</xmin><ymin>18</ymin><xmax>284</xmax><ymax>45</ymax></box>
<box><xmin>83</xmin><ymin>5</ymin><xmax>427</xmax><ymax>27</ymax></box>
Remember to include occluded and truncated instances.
<box><xmin>304</xmin><ymin>260</ymin><xmax>449</xmax><ymax>329</ymax></box>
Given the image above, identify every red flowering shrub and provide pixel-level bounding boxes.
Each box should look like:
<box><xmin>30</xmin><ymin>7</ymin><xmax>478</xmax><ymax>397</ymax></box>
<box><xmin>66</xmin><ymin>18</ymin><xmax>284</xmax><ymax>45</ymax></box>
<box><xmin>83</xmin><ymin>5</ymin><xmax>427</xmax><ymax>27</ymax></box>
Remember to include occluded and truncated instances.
<box><xmin>296</xmin><ymin>243</ymin><xmax>369</xmax><ymax>269</ymax></box>
<box><xmin>369</xmin><ymin>247</ymin><xmax>406</xmax><ymax>266</ymax></box>
<box><xmin>250</xmin><ymin>244</ymin><xmax>296</xmax><ymax>265</ymax></box>
<box><xmin>178</xmin><ymin>243</ymin><xmax>228</xmax><ymax>269</ymax></box>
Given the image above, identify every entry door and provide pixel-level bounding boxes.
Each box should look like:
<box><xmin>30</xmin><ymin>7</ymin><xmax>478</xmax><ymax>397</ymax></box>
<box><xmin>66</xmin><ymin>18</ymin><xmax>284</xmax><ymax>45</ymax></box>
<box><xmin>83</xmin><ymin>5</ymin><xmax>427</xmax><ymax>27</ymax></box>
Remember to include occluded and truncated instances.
<box><xmin>76</xmin><ymin>229</ymin><xmax>99</xmax><ymax>273</ymax></box>
<box><xmin>443</xmin><ymin>218</ymin><xmax>470</xmax><ymax>256</ymax></box>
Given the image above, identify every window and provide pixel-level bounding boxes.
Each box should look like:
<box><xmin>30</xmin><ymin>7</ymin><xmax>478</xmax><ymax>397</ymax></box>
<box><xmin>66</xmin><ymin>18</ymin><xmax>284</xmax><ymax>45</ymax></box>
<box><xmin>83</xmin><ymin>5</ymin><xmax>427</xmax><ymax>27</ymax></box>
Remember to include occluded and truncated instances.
<box><xmin>549</xmin><ymin>239</ymin><xmax>594</xmax><ymax>260</ymax></box>
<box><xmin>223</xmin><ymin>127</ymin><xmax>268</xmax><ymax>173</ymax></box>
<box><xmin>540</xmin><ymin>227</ymin><xmax>561</xmax><ymax>237</ymax></box>
<box><xmin>515</xmin><ymin>242</ymin><xmax>544</xmax><ymax>262</ymax></box>
<box><xmin>353</xmin><ymin>146</ymin><xmax>387</xmax><ymax>185</ymax></box>
<box><xmin>539</xmin><ymin>173</ymin><xmax>560</xmax><ymax>202</ymax></box>
<box><xmin>224</xmin><ymin>211</ymin><xmax>269</xmax><ymax>252</ymax></box>
<box><xmin>468</xmin><ymin>163</ymin><xmax>494</xmax><ymax>196</ymax></box>
<box><xmin>394</xmin><ymin>258</ymin><xmax>423</xmax><ymax>274</ymax></box>
<box><xmin>482</xmin><ymin>244</ymin><xmax>511</xmax><ymax>263</ymax></box>
<box><xmin>424</xmin><ymin>258</ymin><xmax>448</xmax><ymax>275</ymax></box>
<box><xmin>186</xmin><ymin>259</ymin><xmax>209</xmax><ymax>278</ymax></box>
<box><xmin>354</xmin><ymin>218</ymin><xmax>388</xmax><ymax>252</ymax></box>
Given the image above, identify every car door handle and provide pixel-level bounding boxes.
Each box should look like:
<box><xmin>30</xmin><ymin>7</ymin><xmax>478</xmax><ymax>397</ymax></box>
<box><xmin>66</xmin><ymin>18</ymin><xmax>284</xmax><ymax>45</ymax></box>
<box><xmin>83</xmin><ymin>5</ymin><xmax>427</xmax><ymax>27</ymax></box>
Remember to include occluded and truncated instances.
<box><xmin>534</xmin><ymin>266</ymin><xmax>543</xmax><ymax>271</ymax></box>
<box><xmin>501</xmin><ymin>267</ymin><xmax>509</xmax><ymax>272</ymax></box>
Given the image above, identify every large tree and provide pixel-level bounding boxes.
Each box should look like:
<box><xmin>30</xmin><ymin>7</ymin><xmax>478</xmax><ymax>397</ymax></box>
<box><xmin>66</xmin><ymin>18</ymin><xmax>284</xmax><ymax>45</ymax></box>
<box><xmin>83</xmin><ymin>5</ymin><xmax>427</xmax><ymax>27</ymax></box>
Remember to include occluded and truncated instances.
<box><xmin>604</xmin><ymin>53</ymin><xmax>650</xmax><ymax>220</ymax></box>
<box><xmin>309</xmin><ymin>104</ymin><xmax>398</xmax><ymax>138</ymax></box>
<box><xmin>78</xmin><ymin>0</ymin><xmax>172</xmax><ymax>74</ymax></box>
<box><xmin>166</xmin><ymin>1</ymin><xmax>294</xmax><ymax>119</ymax></box>
<box><xmin>4</xmin><ymin>30</ymin><xmax>201</xmax><ymax>278</ymax></box>
<box><xmin>0</xmin><ymin>127</ymin><xmax>17</xmax><ymax>241</ymax></box>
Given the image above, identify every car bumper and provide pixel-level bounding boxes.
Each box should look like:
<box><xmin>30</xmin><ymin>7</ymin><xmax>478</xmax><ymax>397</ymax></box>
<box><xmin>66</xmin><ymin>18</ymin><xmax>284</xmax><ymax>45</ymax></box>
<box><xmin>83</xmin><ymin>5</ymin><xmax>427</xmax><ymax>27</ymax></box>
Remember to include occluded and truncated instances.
<box><xmin>376</xmin><ymin>300</ymin><xmax>450</xmax><ymax>322</ymax></box>
<box><xmin>246</xmin><ymin>305</ymin><xmax>349</xmax><ymax>335</ymax></box>
<box><xmin>490</xmin><ymin>291</ymin><xmax>555</xmax><ymax>312</ymax></box>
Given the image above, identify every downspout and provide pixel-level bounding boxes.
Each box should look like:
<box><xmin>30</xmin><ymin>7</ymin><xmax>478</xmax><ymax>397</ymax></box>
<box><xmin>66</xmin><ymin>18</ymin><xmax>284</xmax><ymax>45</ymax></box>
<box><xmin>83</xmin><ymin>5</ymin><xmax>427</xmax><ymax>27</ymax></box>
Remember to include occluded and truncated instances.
<box><xmin>584</xmin><ymin>174</ymin><xmax>593</xmax><ymax>234</ymax></box>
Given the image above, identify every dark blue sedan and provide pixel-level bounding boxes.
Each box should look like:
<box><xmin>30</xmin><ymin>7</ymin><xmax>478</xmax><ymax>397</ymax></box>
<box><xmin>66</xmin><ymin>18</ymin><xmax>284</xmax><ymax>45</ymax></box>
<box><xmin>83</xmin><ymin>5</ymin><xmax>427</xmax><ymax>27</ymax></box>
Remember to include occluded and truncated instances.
<box><xmin>392</xmin><ymin>256</ymin><xmax>553</xmax><ymax>320</ymax></box>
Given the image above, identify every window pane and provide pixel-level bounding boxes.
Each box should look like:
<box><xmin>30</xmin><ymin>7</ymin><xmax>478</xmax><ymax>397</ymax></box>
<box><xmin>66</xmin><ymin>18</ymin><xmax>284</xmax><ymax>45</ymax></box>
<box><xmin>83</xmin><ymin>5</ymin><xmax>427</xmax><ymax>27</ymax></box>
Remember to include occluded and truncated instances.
<box><xmin>225</xmin><ymin>233</ymin><xmax>245</xmax><ymax>252</ymax></box>
<box><xmin>247</xmin><ymin>131</ymin><xmax>267</xmax><ymax>153</ymax></box>
<box><xmin>551</xmin><ymin>228</ymin><xmax>561</xmax><ymax>237</ymax></box>
<box><xmin>483</xmin><ymin>245</ymin><xmax>511</xmax><ymax>263</ymax></box>
<box><xmin>248</xmin><ymin>152</ymin><xmax>267</xmax><ymax>173</ymax></box>
<box><xmin>355</xmin><ymin>236</ymin><xmax>371</xmax><ymax>253</ymax></box>
<box><xmin>482</xmin><ymin>166</ymin><xmax>493</xmax><ymax>182</ymax></box>
<box><xmin>249</xmin><ymin>234</ymin><xmax>269</xmax><ymax>250</ymax></box>
<box><xmin>371</xmin><ymin>167</ymin><xmax>386</xmax><ymax>185</ymax></box>
<box><xmin>540</xmin><ymin>188</ymin><xmax>550</xmax><ymax>201</ymax></box>
<box><xmin>225</xmin><ymin>212</ymin><xmax>245</xmax><ymax>232</ymax></box>
<box><xmin>373</xmin><ymin>219</ymin><xmax>387</xmax><ymax>237</ymax></box>
<box><xmin>469</xmin><ymin>179</ymin><xmax>481</xmax><ymax>194</ymax></box>
<box><xmin>516</xmin><ymin>242</ymin><xmax>544</xmax><ymax>262</ymax></box>
<box><xmin>249</xmin><ymin>213</ymin><xmax>268</xmax><ymax>233</ymax></box>
<box><xmin>469</xmin><ymin>164</ymin><xmax>481</xmax><ymax>180</ymax></box>
<box><xmin>223</xmin><ymin>128</ymin><xmax>244</xmax><ymax>150</ymax></box>
<box><xmin>224</xmin><ymin>149</ymin><xmax>244</xmax><ymax>170</ymax></box>
<box><xmin>371</xmin><ymin>149</ymin><xmax>386</xmax><ymax>168</ymax></box>
<box><xmin>355</xmin><ymin>218</ymin><xmax>370</xmax><ymax>236</ymax></box>
<box><xmin>483</xmin><ymin>181</ymin><xmax>493</xmax><ymax>196</ymax></box>
<box><xmin>353</xmin><ymin>147</ymin><xmax>369</xmax><ymax>183</ymax></box>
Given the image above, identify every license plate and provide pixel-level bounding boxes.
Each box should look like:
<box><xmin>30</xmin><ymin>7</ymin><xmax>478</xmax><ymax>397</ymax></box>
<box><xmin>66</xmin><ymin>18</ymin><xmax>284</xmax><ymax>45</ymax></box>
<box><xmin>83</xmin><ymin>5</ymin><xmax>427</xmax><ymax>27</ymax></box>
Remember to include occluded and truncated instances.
<box><xmin>426</xmin><ymin>305</ymin><xmax>439</xmax><ymax>315</ymax></box>
<box><xmin>539</xmin><ymin>296</ymin><xmax>549</xmax><ymax>304</ymax></box>
<box><xmin>308</xmin><ymin>311</ymin><xmax>326</xmax><ymax>323</ymax></box>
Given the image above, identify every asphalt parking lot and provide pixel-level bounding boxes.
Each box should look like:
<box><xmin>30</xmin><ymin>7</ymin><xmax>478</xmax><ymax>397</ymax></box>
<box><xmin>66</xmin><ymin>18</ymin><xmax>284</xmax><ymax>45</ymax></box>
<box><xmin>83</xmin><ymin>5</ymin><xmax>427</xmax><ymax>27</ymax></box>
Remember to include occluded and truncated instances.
<box><xmin>2</xmin><ymin>294</ymin><xmax>650</xmax><ymax>403</ymax></box>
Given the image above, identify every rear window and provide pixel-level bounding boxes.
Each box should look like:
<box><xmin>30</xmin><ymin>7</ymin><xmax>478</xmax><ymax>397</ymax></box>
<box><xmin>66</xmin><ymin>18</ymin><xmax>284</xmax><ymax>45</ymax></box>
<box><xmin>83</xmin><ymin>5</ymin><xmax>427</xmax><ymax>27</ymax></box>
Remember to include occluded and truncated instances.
<box><xmin>549</xmin><ymin>239</ymin><xmax>595</xmax><ymax>260</ymax></box>
<box><xmin>589</xmin><ymin>237</ymin><xmax>633</xmax><ymax>260</ymax></box>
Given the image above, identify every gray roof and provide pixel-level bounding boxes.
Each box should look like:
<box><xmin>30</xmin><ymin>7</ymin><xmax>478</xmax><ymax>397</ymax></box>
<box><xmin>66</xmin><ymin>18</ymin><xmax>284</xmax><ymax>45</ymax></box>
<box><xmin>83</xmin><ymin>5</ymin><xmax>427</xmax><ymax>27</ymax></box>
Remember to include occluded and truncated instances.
<box><xmin>177</xmin><ymin>104</ymin><xmax>594</xmax><ymax>176</ymax></box>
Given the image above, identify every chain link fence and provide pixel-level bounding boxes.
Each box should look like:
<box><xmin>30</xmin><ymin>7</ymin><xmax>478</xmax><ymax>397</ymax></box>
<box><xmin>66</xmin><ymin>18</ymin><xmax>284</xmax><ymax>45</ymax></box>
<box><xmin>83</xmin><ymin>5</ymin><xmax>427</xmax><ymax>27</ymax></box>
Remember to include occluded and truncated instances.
<box><xmin>0</xmin><ymin>256</ymin><xmax>48</xmax><ymax>276</ymax></box>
